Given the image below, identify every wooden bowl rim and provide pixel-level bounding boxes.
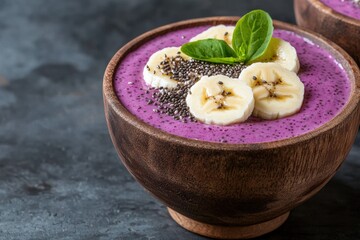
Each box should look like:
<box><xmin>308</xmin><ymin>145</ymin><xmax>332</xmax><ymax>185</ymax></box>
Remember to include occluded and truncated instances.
<box><xmin>308</xmin><ymin>0</ymin><xmax>360</xmax><ymax>25</ymax></box>
<box><xmin>103</xmin><ymin>16</ymin><xmax>360</xmax><ymax>150</ymax></box>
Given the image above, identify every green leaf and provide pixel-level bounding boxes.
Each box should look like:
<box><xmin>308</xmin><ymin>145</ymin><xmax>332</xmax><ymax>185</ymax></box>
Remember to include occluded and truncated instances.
<box><xmin>181</xmin><ymin>39</ymin><xmax>241</xmax><ymax>64</ymax></box>
<box><xmin>179</xmin><ymin>10</ymin><xmax>274</xmax><ymax>65</ymax></box>
<box><xmin>232</xmin><ymin>9</ymin><xmax>274</xmax><ymax>63</ymax></box>
<box><xmin>197</xmin><ymin>57</ymin><xmax>241</xmax><ymax>64</ymax></box>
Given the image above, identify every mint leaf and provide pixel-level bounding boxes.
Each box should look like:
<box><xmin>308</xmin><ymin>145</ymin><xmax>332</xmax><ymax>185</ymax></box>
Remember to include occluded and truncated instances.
<box><xmin>232</xmin><ymin>9</ymin><xmax>274</xmax><ymax>63</ymax></box>
<box><xmin>181</xmin><ymin>39</ymin><xmax>241</xmax><ymax>64</ymax></box>
<box><xmin>179</xmin><ymin>10</ymin><xmax>274</xmax><ymax>65</ymax></box>
<box><xmin>198</xmin><ymin>57</ymin><xmax>241</xmax><ymax>64</ymax></box>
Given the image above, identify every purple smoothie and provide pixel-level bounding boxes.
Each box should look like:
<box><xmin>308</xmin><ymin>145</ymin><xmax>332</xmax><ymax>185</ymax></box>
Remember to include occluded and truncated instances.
<box><xmin>114</xmin><ymin>26</ymin><xmax>351</xmax><ymax>144</ymax></box>
<box><xmin>320</xmin><ymin>0</ymin><xmax>360</xmax><ymax>20</ymax></box>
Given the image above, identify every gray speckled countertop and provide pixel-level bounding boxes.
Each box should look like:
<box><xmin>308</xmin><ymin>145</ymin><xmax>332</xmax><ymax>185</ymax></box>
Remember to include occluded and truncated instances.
<box><xmin>0</xmin><ymin>0</ymin><xmax>359</xmax><ymax>239</ymax></box>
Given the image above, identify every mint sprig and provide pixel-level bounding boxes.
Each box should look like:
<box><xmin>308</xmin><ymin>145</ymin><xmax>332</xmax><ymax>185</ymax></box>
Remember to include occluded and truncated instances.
<box><xmin>180</xmin><ymin>10</ymin><xmax>274</xmax><ymax>64</ymax></box>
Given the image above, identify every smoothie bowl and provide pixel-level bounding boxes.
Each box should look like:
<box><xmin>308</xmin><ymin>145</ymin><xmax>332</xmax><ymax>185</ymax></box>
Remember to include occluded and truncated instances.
<box><xmin>103</xmin><ymin>12</ymin><xmax>360</xmax><ymax>239</ymax></box>
<box><xmin>294</xmin><ymin>0</ymin><xmax>360</xmax><ymax>65</ymax></box>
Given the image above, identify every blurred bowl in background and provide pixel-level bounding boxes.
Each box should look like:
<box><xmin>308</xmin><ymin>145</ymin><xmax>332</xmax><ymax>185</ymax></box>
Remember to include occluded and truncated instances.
<box><xmin>294</xmin><ymin>0</ymin><xmax>360</xmax><ymax>66</ymax></box>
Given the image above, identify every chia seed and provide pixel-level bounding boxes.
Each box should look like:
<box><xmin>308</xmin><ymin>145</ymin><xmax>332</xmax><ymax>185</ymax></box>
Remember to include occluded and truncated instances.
<box><xmin>148</xmin><ymin>55</ymin><xmax>246</xmax><ymax>122</ymax></box>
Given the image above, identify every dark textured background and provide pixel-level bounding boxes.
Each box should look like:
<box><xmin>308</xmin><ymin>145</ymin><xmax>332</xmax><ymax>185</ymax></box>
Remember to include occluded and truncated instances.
<box><xmin>0</xmin><ymin>0</ymin><xmax>359</xmax><ymax>239</ymax></box>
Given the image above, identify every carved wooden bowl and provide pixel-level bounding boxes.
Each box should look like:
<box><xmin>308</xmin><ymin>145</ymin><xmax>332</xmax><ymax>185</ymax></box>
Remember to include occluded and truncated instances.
<box><xmin>103</xmin><ymin>17</ymin><xmax>360</xmax><ymax>239</ymax></box>
<box><xmin>294</xmin><ymin>0</ymin><xmax>360</xmax><ymax>65</ymax></box>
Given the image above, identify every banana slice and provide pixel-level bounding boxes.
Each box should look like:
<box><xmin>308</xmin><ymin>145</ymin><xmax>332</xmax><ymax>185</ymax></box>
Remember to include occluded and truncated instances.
<box><xmin>186</xmin><ymin>75</ymin><xmax>254</xmax><ymax>125</ymax></box>
<box><xmin>143</xmin><ymin>47</ymin><xmax>189</xmax><ymax>89</ymax></box>
<box><xmin>250</xmin><ymin>38</ymin><xmax>300</xmax><ymax>73</ymax></box>
<box><xmin>190</xmin><ymin>25</ymin><xmax>235</xmax><ymax>46</ymax></box>
<box><xmin>239</xmin><ymin>62</ymin><xmax>304</xmax><ymax>120</ymax></box>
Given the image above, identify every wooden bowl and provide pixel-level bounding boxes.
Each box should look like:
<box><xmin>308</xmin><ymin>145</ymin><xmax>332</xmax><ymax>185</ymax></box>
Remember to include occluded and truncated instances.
<box><xmin>103</xmin><ymin>17</ymin><xmax>360</xmax><ymax>239</ymax></box>
<box><xmin>294</xmin><ymin>0</ymin><xmax>360</xmax><ymax>65</ymax></box>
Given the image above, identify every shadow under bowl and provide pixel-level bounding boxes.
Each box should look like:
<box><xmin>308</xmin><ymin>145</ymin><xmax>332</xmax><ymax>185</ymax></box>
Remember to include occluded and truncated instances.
<box><xmin>294</xmin><ymin>0</ymin><xmax>360</xmax><ymax>66</ymax></box>
<box><xmin>103</xmin><ymin>17</ymin><xmax>360</xmax><ymax>239</ymax></box>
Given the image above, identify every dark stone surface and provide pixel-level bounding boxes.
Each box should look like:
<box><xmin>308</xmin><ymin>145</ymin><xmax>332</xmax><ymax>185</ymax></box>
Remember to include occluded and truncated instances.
<box><xmin>0</xmin><ymin>0</ymin><xmax>359</xmax><ymax>239</ymax></box>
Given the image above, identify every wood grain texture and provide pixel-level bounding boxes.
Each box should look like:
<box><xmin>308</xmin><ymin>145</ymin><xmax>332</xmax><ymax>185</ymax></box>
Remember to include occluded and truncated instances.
<box><xmin>168</xmin><ymin>208</ymin><xmax>289</xmax><ymax>239</ymax></box>
<box><xmin>294</xmin><ymin>0</ymin><xmax>360</xmax><ymax>65</ymax></box>
<box><xmin>103</xmin><ymin>17</ymin><xmax>360</xmax><ymax>239</ymax></box>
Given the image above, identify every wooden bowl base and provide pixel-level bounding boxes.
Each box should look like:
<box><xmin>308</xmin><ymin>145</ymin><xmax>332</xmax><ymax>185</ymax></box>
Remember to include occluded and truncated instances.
<box><xmin>168</xmin><ymin>208</ymin><xmax>289</xmax><ymax>239</ymax></box>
